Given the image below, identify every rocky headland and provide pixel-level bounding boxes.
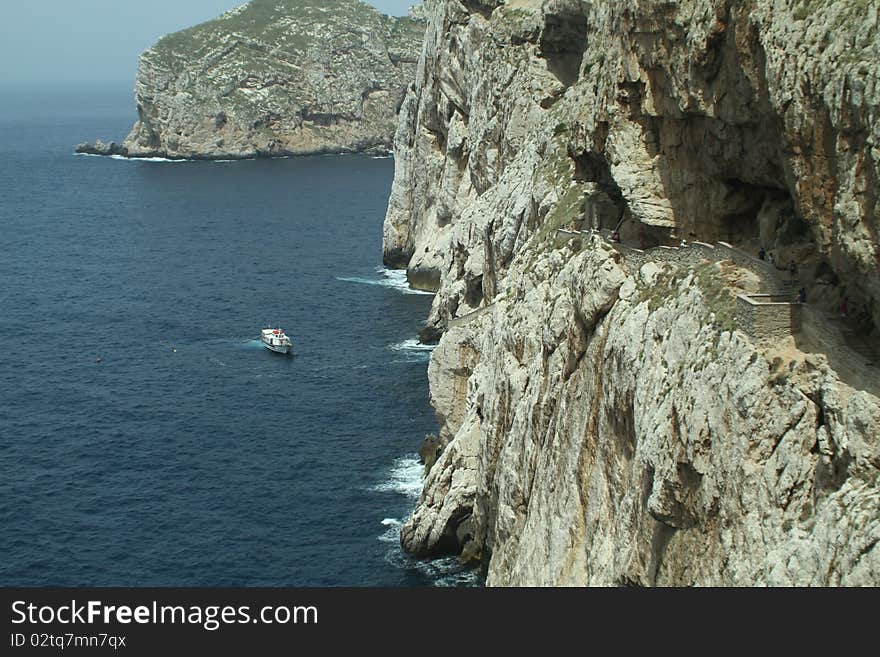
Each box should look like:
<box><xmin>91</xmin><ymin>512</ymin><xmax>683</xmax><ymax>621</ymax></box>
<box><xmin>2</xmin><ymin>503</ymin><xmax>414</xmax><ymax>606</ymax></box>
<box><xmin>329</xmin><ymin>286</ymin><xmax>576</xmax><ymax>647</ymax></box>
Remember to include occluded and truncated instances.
<box><xmin>387</xmin><ymin>0</ymin><xmax>880</xmax><ymax>585</ymax></box>
<box><xmin>76</xmin><ymin>0</ymin><xmax>426</xmax><ymax>160</ymax></box>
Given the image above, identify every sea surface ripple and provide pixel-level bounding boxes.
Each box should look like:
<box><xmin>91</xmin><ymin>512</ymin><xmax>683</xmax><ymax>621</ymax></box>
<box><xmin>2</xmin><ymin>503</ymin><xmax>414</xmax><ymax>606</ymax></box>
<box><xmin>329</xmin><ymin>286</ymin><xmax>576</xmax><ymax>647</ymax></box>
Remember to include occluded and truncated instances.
<box><xmin>0</xmin><ymin>85</ymin><xmax>478</xmax><ymax>586</ymax></box>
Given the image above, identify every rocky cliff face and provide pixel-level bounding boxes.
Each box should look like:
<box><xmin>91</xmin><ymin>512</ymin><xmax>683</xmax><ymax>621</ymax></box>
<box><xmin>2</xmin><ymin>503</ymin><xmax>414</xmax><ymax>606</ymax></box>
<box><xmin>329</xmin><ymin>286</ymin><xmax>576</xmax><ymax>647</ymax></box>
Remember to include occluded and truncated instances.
<box><xmin>387</xmin><ymin>0</ymin><xmax>880</xmax><ymax>585</ymax></box>
<box><xmin>83</xmin><ymin>0</ymin><xmax>425</xmax><ymax>159</ymax></box>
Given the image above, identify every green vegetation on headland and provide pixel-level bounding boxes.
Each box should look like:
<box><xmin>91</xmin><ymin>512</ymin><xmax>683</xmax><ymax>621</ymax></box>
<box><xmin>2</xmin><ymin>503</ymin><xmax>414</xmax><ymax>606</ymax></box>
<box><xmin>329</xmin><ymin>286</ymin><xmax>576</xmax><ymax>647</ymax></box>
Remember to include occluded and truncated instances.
<box><xmin>104</xmin><ymin>0</ymin><xmax>427</xmax><ymax>159</ymax></box>
<box><xmin>149</xmin><ymin>0</ymin><xmax>425</xmax><ymax>72</ymax></box>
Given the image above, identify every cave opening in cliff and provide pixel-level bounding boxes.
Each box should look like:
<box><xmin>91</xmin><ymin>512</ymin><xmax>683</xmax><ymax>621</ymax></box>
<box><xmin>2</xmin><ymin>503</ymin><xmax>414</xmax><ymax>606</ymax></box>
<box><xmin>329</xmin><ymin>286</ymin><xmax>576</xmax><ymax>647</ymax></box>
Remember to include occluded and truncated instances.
<box><xmin>570</xmin><ymin>148</ymin><xmax>660</xmax><ymax>242</ymax></box>
<box><xmin>814</xmin><ymin>261</ymin><xmax>840</xmax><ymax>287</ymax></box>
<box><xmin>539</xmin><ymin>11</ymin><xmax>589</xmax><ymax>88</ymax></box>
<box><xmin>720</xmin><ymin>209</ymin><xmax>760</xmax><ymax>246</ymax></box>
<box><xmin>459</xmin><ymin>0</ymin><xmax>494</xmax><ymax>20</ymax></box>
<box><xmin>716</xmin><ymin>180</ymin><xmax>798</xmax><ymax>249</ymax></box>
<box><xmin>572</xmin><ymin>151</ymin><xmax>623</xmax><ymax>206</ymax></box>
<box><xmin>465</xmin><ymin>275</ymin><xmax>484</xmax><ymax>308</ymax></box>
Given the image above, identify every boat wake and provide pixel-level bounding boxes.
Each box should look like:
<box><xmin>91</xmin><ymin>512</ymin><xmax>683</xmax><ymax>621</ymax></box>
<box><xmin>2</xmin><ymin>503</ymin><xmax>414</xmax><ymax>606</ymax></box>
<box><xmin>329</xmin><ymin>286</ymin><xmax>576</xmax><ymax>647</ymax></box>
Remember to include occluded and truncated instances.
<box><xmin>337</xmin><ymin>266</ymin><xmax>434</xmax><ymax>296</ymax></box>
<box><xmin>235</xmin><ymin>338</ymin><xmax>266</xmax><ymax>350</ymax></box>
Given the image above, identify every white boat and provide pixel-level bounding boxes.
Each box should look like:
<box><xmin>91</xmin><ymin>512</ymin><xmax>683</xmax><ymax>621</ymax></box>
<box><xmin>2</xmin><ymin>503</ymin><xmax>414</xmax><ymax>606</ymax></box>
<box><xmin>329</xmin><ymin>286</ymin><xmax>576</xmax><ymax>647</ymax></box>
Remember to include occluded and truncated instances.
<box><xmin>261</xmin><ymin>327</ymin><xmax>293</xmax><ymax>354</ymax></box>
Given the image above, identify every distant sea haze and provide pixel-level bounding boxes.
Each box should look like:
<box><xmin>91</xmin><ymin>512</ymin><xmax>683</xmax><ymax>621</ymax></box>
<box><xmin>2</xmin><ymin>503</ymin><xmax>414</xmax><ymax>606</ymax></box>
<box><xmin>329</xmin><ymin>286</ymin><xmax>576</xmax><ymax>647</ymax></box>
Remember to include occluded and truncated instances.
<box><xmin>0</xmin><ymin>84</ymin><xmax>478</xmax><ymax>586</ymax></box>
<box><xmin>0</xmin><ymin>1</ymin><xmax>415</xmax><ymax>86</ymax></box>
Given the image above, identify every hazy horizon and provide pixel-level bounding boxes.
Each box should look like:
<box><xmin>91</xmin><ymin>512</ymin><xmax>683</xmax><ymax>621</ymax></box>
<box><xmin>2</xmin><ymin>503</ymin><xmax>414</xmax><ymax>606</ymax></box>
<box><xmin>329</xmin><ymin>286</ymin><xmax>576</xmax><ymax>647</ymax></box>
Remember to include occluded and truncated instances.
<box><xmin>0</xmin><ymin>0</ymin><xmax>419</xmax><ymax>86</ymax></box>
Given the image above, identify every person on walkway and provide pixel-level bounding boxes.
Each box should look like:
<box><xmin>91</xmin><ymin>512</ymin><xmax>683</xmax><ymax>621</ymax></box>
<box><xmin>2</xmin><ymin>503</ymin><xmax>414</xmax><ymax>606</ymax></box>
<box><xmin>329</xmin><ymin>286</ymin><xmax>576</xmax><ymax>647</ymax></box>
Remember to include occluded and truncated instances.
<box><xmin>840</xmin><ymin>296</ymin><xmax>849</xmax><ymax>318</ymax></box>
<box><xmin>796</xmin><ymin>287</ymin><xmax>807</xmax><ymax>304</ymax></box>
<box><xmin>789</xmin><ymin>261</ymin><xmax>798</xmax><ymax>281</ymax></box>
<box><xmin>758</xmin><ymin>246</ymin><xmax>766</xmax><ymax>261</ymax></box>
<box><xmin>768</xmin><ymin>251</ymin><xmax>775</xmax><ymax>266</ymax></box>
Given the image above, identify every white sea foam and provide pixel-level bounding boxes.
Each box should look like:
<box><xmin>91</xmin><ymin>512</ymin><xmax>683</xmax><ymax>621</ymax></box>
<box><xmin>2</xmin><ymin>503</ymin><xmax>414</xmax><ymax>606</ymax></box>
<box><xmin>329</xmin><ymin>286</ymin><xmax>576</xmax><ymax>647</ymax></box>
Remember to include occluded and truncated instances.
<box><xmin>371</xmin><ymin>456</ymin><xmax>424</xmax><ymax>498</ymax></box>
<box><xmin>377</xmin><ymin>267</ymin><xmax>432</xmax><ymax>295</ymax></box>
<box><xmin>374</xmin><ymin>458</ymin><xmax>482</xmax><ymax>586</ymax></box>
<box><xmin>387</xmin><ymin>338</ymin><xmax>436</xmax><ymax>363</ymax></box>
<box><xmin>110</xmin><ymin>155</ymin><xmax>190</xmax><ymax>163</ymax></box>
<box><xmin>77</xmin><ymin>152</ymin><xmax>209</xmax><ymax>163</ymax></box>
<box><xmin>413</xmin><ymin>556</ymin><xmax>484</xmax><ymax>587</ymax></box>
<box><xmin>389</xmin><ymin>339</ymin><xmax>435</xmax><ymax>353</ymax></box>
<box><xmin>337</xmin><ymin>266</ymin><xmax>434</xmax><ymax>296</ymax></box>
<box><xmin>378</xmin><ymin>518</ymin><xmax>402</xmax><ymax>544</ymax></box>
<box><xmin>76</xmin><ymin>153</ymin><xmax>191</xmax><ymax>163</ymax></box>
<box><xmin>379</xmin><ymin>520</ymin><xmax>483</xmax><ymax>586</ymax></box>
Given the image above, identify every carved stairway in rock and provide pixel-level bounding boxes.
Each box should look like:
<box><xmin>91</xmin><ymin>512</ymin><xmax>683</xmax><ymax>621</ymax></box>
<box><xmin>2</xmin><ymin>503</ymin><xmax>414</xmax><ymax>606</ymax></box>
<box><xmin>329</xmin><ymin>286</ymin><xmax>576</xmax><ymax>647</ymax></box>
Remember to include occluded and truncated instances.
<box><xmin>770</xmin><ymin>276</ymin><xmax>799</xmax><ymax>299</ymax></box>
<box><xmin>761</xmin><ymin>268</ymin><xmax>876</xmax><ymax>367</ymax></box>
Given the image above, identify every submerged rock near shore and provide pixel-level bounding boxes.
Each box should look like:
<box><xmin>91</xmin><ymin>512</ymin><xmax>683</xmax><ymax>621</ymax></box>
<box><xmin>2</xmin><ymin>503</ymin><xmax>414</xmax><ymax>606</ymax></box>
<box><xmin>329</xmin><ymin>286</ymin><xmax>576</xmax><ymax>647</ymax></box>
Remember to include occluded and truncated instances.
<box><xmin>387</xmin><ymin>1</ymin><xmax>880</xmax><ymax>585</ymax></box>
<box><xmin>78</xmin><ymin>0</ymin><xmax>426</xmax><ymax>160</ymax></box>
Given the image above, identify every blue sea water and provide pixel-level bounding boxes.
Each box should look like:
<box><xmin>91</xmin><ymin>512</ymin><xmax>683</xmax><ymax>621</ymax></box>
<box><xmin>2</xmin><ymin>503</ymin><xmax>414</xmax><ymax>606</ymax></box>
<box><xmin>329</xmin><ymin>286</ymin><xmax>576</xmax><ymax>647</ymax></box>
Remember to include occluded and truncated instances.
<box><xmin>0</xmin><ymin>84</ymin><xmax>473</xmax><ymax>586</ymax></box>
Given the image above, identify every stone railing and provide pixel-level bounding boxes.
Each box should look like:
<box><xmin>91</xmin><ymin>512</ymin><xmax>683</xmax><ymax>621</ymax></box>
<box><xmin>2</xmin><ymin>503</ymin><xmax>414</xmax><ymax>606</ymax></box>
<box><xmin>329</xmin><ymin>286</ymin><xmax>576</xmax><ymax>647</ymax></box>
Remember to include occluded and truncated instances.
<box><xmin>448</xmin><ymin>303</ymin><xmax>496</xmax><ymax>329</ymax></box>
<box><xmin>555</xmin><ymin>228</ymin><xmax>804</xmax><ymax>343</ymax></box>
<box><xmin>554</xmin><ymin>229</ymin><xmax>794</xmax><ymax>294</ymax></box>
<box><xmin>553</xmin><ymin>228</ymin><xmax>875</xmax><ymax>364</ymax></box>
<box><xmin>736</xmin><ymin>294</ymin><xmax>803</xmax><ymax>344</ymax></box>
<box><xmin>714</xmin><ymin>241</ymin><xmax>783</xmax><ymax>284</ymax></box>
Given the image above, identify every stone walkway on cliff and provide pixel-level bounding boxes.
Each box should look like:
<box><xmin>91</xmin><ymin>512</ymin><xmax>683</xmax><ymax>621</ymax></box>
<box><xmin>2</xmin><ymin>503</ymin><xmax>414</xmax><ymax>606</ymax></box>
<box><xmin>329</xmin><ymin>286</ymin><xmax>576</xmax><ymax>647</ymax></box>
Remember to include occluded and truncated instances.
<box><xmin>551</xmin><ymin>227</ymin><xmax>879</xmax><ymax>395</ymax></box>
<box><xmin>444</xmin><ymin>227</ymin><xmax>876</xmax><ymax>396</ymax></box>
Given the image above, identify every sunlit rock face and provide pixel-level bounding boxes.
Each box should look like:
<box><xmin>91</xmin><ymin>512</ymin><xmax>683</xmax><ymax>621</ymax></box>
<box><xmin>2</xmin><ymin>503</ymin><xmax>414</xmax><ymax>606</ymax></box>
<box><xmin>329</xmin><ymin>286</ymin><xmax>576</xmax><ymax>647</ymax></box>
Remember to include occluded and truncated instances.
<box><xmin>388</xmin><ymin>0</ymin><xmax>880</xmax><ymax>586</ymax></box>
<box><xmin>118</xmin><ymin>0</ymin><xmax>426</xmax><ymax>160</ymax></box>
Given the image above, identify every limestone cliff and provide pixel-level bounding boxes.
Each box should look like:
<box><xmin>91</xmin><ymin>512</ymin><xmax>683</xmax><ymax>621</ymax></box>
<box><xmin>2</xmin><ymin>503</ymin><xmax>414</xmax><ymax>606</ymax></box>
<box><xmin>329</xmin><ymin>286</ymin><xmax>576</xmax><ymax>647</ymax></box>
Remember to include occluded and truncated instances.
<box><xmin>79</xmin><ymin>0</ymin><xmax>425</xmax><ymax>159</ymax></box>
<box><xmin>387</xmin><ymin>0</ymin><xmax>880</xmax><ymax>585</ymax></box>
